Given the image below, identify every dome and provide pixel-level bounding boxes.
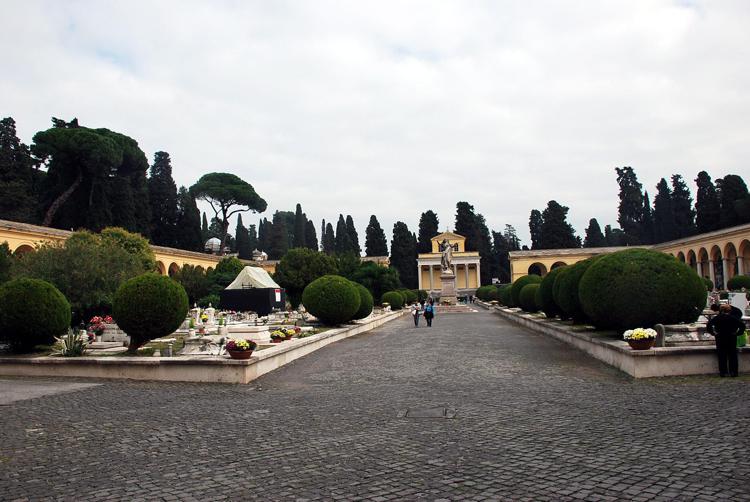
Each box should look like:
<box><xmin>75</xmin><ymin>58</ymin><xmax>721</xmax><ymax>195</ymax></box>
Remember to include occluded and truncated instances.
<box><xmin>204</xmin><ymin>237</ymin><xmax>222</xmax><ymax>252</ymax></box>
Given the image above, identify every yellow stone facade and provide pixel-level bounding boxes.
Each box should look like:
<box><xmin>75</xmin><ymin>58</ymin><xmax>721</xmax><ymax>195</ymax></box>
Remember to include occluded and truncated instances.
<box><xmin>417</xmin><ymin>232</ymin><xmax>481</xmax><ymax>294</ymax></box>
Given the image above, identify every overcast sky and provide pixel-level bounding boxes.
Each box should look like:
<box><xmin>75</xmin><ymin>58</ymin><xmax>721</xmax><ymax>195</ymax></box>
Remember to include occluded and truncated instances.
<box><xmin>2</xmin><ymin>1</ymin><xmax>749</xmax><ymax>247</ymax></box>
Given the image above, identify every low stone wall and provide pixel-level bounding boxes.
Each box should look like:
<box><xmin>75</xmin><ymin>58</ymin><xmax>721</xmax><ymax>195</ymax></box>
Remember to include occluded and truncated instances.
<box><xmin>0</xmin><ymin>310</ymin><xmax>405</xmax><ymax>384</ymax></box>
<box><xmin>476</xmin><ymin>301</ymin><xmax>749</xmax><ymax>378</ymax></box>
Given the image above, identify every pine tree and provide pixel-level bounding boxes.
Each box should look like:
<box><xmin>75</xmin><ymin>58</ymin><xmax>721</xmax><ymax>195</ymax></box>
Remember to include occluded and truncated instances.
<box><xmin>322</xmin><ymin>222</ymin><xmax>336</xmax><ymax>255</ymax></box>
<box><xmin>293</xmin><ymin>203</ymin><xmax>306</xmax><ymax>248</ymax></box>
<box><xmin>235</xmin><ymin>214</ymin><xmax>252</xmax><ymax>259</ymax></box>
<box><xmin>538</xmin><ymin>201</ymin><xmax>578</xmax><ymax>249</ymax></box>
<box><xmin>716</xmin><ymin>174</ymin><xmax>749</xmax><ymax>229</ymax></box>
<box><xmin>334</xmin><ymin>215</ymin><xmax>352</xmax><ymax>255</ymax></box>
<box><xmin>345</xmin><ymin>215</ymin><xmax>361</xmax><ymax>255</ymax></box>
<box><xmin>268</xmin><ymin>211</ymin><xmax>289</xmax><ymax>260</ymax></box>
<box><xmin>304</xmin><ymin>220</ymin><xmax>318</xmax><ymax>251</ymax></box>
<box><xmin>390</xmin><ymin>221</ymin><xmax>417</xmax><ymax>289</ymax></box>
<box><xmin>695</xmin><ymin>171</ymin><xmax>721</xmax><ymax>233</ymax></box>
<box><xmin>0</xmin><ymin>117</ymin><xmax>37</xmax><ymax>223</ymax></box>
<box><xmin>201</xmin><ymin>213</ymin><xmax>209</xmax><ymax>243</ymax></box>
<box><xmin>671</xmin><ymin>174</ymin><xmax>696</xmax><ymax>238</ymax></box>
<box><xmin>365</xmin><ymin>215</ymin><xmax>388</xmax><ymax>256</ymax></box>
<box><xmin>640</xmin><ymin>191</ymin><xmax>654</xmax><ymax>244</ymax></box>
<box><xmin>653</xmin><ymin>178</ymin><xmax>677</xmax><ymax>243</ymax></box>
<box><xmin>175</xmin><ymin>186</ymin><xmax>203</xmax><ymax>251</ymax></box>
<box><xmin>615</xmin><ymin>166</ymin><xmax>644</xmax><ymax>244</ymax></box>
<box><xmin>148</xmin><ymin>151</ymin><xmax>179</xmax><ymax>247</ymax></box>
<box><xmin>417</xmin><ymin>210</ymin><xmax>439</xmax><ymax>254</ymax></box>
<box><xmin>529</xmin><ymin>209</ymin><xmax>543</xmax><ymax>249</ymax></box>
<box><xmin>583</xmin><ymin>218</ymin><xmax>606</xmax><ymax>248</ymax></box>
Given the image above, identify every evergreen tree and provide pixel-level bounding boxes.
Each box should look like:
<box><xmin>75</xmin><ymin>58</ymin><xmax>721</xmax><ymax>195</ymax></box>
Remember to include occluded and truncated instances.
<box><xmin>503</xmin><ymin>225</ymin><xmax>521</xmax><ymax>251</ymax></box>
<box><xmin>417</xmin><ymin>210</ymin><xmax>439</xmax><ymax>254</ymax></box>
<box><xmin>258</xmin><ymin>218</ymin><xmax>270</xmax><ymax>252</ymax></box>
<box><xmin>653</xmin><ymin>178</ymin><xmax>677</xmax><ymax>243</ymax></box>
<box><xmin>455</xmin><ymin>202</ymin><xmax>479</xmax><ymax>249</ymax></box>
<box><xmin>583</xmin><ymin>218</ymin><xmax>606</xmax><ymax>248</ymax></box>
<box><xmin>175</xmin><ymin>186</ymin><xmax>203</xmax><ymax>251</ymax></box>
<box><xmin>604</xmin><ymin>224</ymin><xmax>628</xmax><ymax>246</ymax></box>
<box><xmin>365</xmin><ymin>215</ymin><xmax>389</xmax><ymax>256</ymax></box>
<box><xmin>268</xmin><ymin>211</ymin><xmax>289</xmax><ymax>260</ymax></box>
<box><xmin>322</xmin><ymin>222</ymin><xmax>336</xmax><ymax>255</ymax></box>
<box><xmin>491</xmin><ymin>231</ymin><xmax>511</xmax><ymax>283</ymax></box>
<box><xmin>716</xmin><ymin>174</ymin><xmax>749</xmax><ymax>228</ymax></box>
<box><xmin>0</xmin><ymin>117</ymin><xmax>38</xmax><ymax>223</ymax></box>
<box><xmin>201</xmin><ymin>213</ymin><xmax>209</xmax><ymax>243</ymax></box>
<box><xmin>695</xmin><ymin>171</ymin><xmax>721</xmax><ymax>233</ymax></box>
<box><xmin>474</xmin><ymin>213</ymin><xmax>493</xmax><ymax>285</ymax></box>
<box><xmin>235</xmin><ymin>214</ymin><xmax>252</xmax><ymax>259</ymax></box>
<box><xmin>390</xmin><ymin>221</ymin><xmax>417</xmax><ymax>289</ymax></box>
<box><xmin>320</xmin><ymin>219</ymin><xmax>326</xmax><ymax>248</ymax></box>
<box><xmin>334</xmin><ymin>214</ymin><xmax>352</xmax><ymax>255</ymax></box>
<box><xmin>293</xmin><ymin>203</ymin><xmax>306</xmax><ymax>248</ymax></box>
<box><xmin>529</xmin><ymin>209</ymin><xmax>543</xmax><ymax>249</ymax></box>
<box><xmin>615</xmin><ymin>166</ymin><xmax>644</xmax><ymax>244</ymax></box>
<box><xmin>538</xmin><ymin>201</ymin><xmax>578</xmax><ymax>249</ymax></box>
<box><xmin>147</xmin><ymin>151</ymin><xmax>178</xmax><ymax>247</ymax></box>
<box><xmin>640</xmin><ymin>191</ymin><xmax>655</xmax><ymax>244</ymax></box>
<box><xmin>304</xmin><ymin>220</ymin><xmax>318</xmax><ymax>251</ymax></box>
<box><xmin>247</xmin><ymin>224</ymin><xmax>258</xmax><ymax>252</ymax></box>
<box><xmin>345</xmin><ymin>215</ymin><xmax>361</xmax><ymax>255</ymax></box>
<box><xmin>671</xmin><ymin>174</ymin><xmax>696</xmax><ymax>238</ymax></box>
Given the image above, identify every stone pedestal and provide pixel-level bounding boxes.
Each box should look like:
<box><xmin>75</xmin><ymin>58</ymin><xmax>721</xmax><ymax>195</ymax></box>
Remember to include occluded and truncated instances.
<box><xmin>439</xmin><ymin>271</ymin><xmax>457</xmax><ymax>305</ymax></box>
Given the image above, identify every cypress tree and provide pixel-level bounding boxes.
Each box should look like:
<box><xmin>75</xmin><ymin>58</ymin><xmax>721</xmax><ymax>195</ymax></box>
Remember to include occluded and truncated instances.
<box><xmin>201</xmin><ymin>213</ymin><xmax>209</xmax><ymax>243</ymax></box>
<box><xmin>258</xmin><ymin>218</ymin><xmax>270</xmax><ymax>252</ymax></box>
<box><xmin>345</xmin><ymin>215</ymin><xmax>361</xmax><ymax>255</ymax></box>
<box><xmin>247</xmin><ymin>224</ymin><xmax>258</xmax><ymax>253</ymax></box>
<box><xmin>640</xmin><ymin>191</ymin><xmax>655</xmax><ymax>245</ymax></box>
<box><xmin>529</xmin><ymin>209</ymin><xmax>543</xmax><ymax>249</ymax></box>
<box><xmin>148</xmin><ymin>151</ymin><xmax>179</xmax><ymax>247</ymax></box>
<box><xmin>304</xmin><ymin>220</ymin><xmax>318</xmax><ymax>251</ymax></box>
<box><xmin>0</xmin><ymin>117</ymin><xmax>37</xmax><ymax>223</ymax></box>
<box><xmin>695</xmin><ymin>171</ymin><xmax>721</xmax><ymax>233</ymax></box>
<box><xmin>615</xmin><ymin>166</ymin><xmax>644</xmax><ymax>244</ymax></box>
<box><xmin>293</xmin><ymin>203</ymin><xmax>306</xmax><ymax>248</ymax></box>
<box><xmin>322</xmin><ymin>222</ymin><xmax>336</xmax><ymax>255</ymax></box>
<box><xmin>671</xmin><ymin>174</ymin><xmax>696</xmax><ymax>238</ymax></box>
<box><xmin>365</xmin><ymin>215</ymin><xmax>388</xmax><ymax>256</ymax></box>
<box><xmin>390</xmin><ymin>221</ymin><xmax>417</xmax><ymax>289</ymax></box>
<box><xmin>235</xmin><ymin>214</ymin><xmax>252</xmax><ymax>259</ymax></box>
<box><xmin>474</xmin><ymin>213</ymin><xmax>493</xmax><ymax>285</ymax></box>
<box><xmin>604</xmin><ymin>224</ymin><xmax>628</xmax><ymax>246</ymax></box>
<box><xmin>653</xmin><ymin>178</ymin><xmax>677</xmax><ymax>243</ymax></box>
<box><xmin>334</xmin><ymin>215</ymin><xmax>352</xmax><ymax>255</ymax></box>
<box><xmin>538</xmin><ymin>200</ymin><xmax>578</xmax><ymax>249</ymax></box>
<box><xmin>583</xmin><ymin>218</ymin><xmax>606</xmax><ymax>248</ymax></box>
<box><xmin>175</xmin><ymin>186</ymin><xmax>203</xmax><ymax>251</ymax></box>
<box><xmin>716</xmin><ymin>174</ymin><xmax>749</xmax><ymax>229</ymax></box>
<box><xmin>455</xmin><ymin>202</ymin><xmax>478</xmax><ymax>249</ymax></box>
<box><xmin>268</xmin><ymin>211</ymin><xmax>289</xmax><ymax>260</ymax></box>
<box><xmin>491</xmin><ymin>231</ymin><xmax>511</xmax><ymax>283</ymax></box>
<box><xmin>417</xmin><ymin>210</ymin><xmax>439</xmax><ymax>253</ymax></box>
<box><xmin>503</xmin><ymin>225</ymin><xmax>521</xmax><ymax>251</ymax></box>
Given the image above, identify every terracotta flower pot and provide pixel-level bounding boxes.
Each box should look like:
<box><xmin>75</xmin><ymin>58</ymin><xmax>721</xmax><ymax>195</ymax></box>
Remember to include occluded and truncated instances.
<box><xmin>627</xmin><ymin>338</ymin><xmax>655</xmax><ymax>350</ymax></box>
<box><xmin>227</xmin><ymin>349</ymin><xmax>253</xmax><ymax>360</ymax></box>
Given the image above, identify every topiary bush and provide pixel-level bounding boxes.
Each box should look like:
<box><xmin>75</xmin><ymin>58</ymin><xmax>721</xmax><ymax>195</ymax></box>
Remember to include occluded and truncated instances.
<box><xmin>552</xmin><ymin>267</ymin><xmax>572</xmax><ymax>320</ymax></box>
<box><xmin>703</xmin><ymin>277</ymin><xmax>714</xmax><ymax>291</ymax></box>
<box><xmin>579</xmin><ymin>248</ymin><xmax>707</xmax><ymax>332</ymax></box>
<box><xmin>538</xmin><ymin>267</ymin><xmax>565</xmax><ymax>318</ymax></box>
<box><xmin>475</xmin><ymin>285</ymin><xmax>496</xmax><ymax>301</ymax></box>
<box><xmin>510</xmin><ymin>275</ymin><xmax>542</xmax><ymax>307</ymax></box>
<box><xmin>400</xmin><ymin>289</ymin><xmax>417</xmax><ymax>304</ymax></box>
<box><xmin>0</xmin><ymin>278</ymin><xmax>71</xmax><ymax>352</ymax></box>
<box><xmin>555</xmin><ymin>257</ymin><xmax>602</xmax><ymax>323</ymax></box>
<box><xmin>381</xmin><ymin>291</ymin><xmax>405</xmax><ymax>310</ymax></box>
<box><xmin>498</xmin><ymin>284</ymin><xmax>513</xmax><ymax>306</ymax></box>
<box><xmin>301</xmin><ymin>275</ymin><xmax>361</xmax><ymax>325</ymax></box>
<box><xmin>727</xmin><ymin>275</ymin><xmax>750</xmax><ymax>291</ymax></box>
<box><xmin>113</xmin><ymin>273</ymin><xmax>189</xmax><ymax>353</ymax></box>
<box><xmin>352</xmin><ymin>282</ymin><xmax>374</xmax><ymax>320</ymax></box>
<box><xmin>519</xmin><ymin>283</ymin><xmax>540</xmax><ymax>313</ymax></box>
<box><xmin>416</xmin><ymin>289</ymin><xmax>429</xmax><ymax>302</ymax></box>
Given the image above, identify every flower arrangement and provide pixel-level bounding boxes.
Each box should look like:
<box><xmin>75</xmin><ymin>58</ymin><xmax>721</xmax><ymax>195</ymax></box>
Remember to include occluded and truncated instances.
<box><xmin>623</xmin><ymin>328</ymin><xmax>657</xmax><ymax>340</ymax></box>
<box><xmin>55</xmin><ymin>329</ymin><xmax>88</xmax><ymax>357</ymax></box>
<box><xmin>88</xmin><ymin>315</ymin><xmax>113</xmax><ymax>336</ymax></box>
<box><xmin>225</xmin><ymin>338</ymin><xmax>257</xmax><ymax>352</ymax></box>
<box><xmin>201</xmin><ymin>313</ymin><xmax>208</xmax><ymax>323</ymax></box>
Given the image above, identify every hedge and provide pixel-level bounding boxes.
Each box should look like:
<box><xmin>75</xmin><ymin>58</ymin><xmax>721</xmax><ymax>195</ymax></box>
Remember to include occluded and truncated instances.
<box><xmin>579</xmin><ymin>248</ymin><xmax>707</xmax><ymax>332</ymax></box>
<box><xmin>552</xmin><ymin>267</ymin><xmax>572</xmax><ymax>320</ymax></box>
<box><xmin>497</xmin><ymin>284</ymin><xmax>513</xmax><ymax>306</ymax></box>
<box><xmin>555</xmin><ymin>257</ymin><xmax>602</xmax><ymax>323</ymax></box>
<box><xmin>113</xmin><ymin>273</ymin><xmax>189</xmax><ymax>353</ymax></box>
<box><xmin>538</xmin><ymin>267</ymin><xmax>565</xmax><ymax>318</ymax></box>
<box><xmin>476</xmin><ymin>285</ymin><xmax>496</xmax><ymax>301</ymax></box>
<box><xmin>352</xmin><ymin>283</ymin><xmax>374</xmax><ymax>320</ymax></box>
<box><xmin>727</xmin><ymin>275</ymin><xmax>750</xmax><ymax>291</ymax></box>
<box><xmin>381</xmin><ymin>291</ymin><xmax>405</xmax><ymax>310</ymax></box>
<box><xmin>301</xmin><ymin>275</ymin><xmax>361</xmax><ymax>325</ymax></box>
<box><xmin>519</xmin><ymin>283</ymin><xmax>540</xmax><ymax>313</ymax></box>
<box><xmin>510</xmin><ymin>275</ymin><xmax>542</xmax><ymax>307</ymax></box>
<box><xmin>0</xmin><ymin>278</ymin><xmax>71</xmax><ymax>352</ymax></box>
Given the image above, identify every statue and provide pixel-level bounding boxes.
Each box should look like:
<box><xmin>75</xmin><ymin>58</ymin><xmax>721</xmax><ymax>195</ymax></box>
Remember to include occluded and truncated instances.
<box><xmin>439</xmin><ymin>238</ymin><xmax>453</xmax><ymax>273</ymax></box>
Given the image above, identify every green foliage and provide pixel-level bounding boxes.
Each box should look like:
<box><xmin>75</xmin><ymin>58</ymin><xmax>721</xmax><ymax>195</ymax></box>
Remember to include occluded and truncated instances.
<box><xmin>538</xmin><ymin>200</ymin><xmax>579</xmax><ymax>249</ymax></box>
<box><xmin>0</xmin><ymin>242</ymin><xmax>12</xmax><ymax>284</ymax></box>
<box><xmin>695</xmin><ymin>171</ymin><xmax>721</xmax><ymax>233</ymax></box>
<box><xmin>175</xmin><ymin>186</ymin><xmax>203</xmax><ymax>251</ymax></box>
<box><xmin>538</xmin><ymin>267</ymin><xmax>565</xmax><ymax>318</ymax></box>
<box><xmin>510</xmin><ymin>275</ymin><xmax>542</xmax><ymax>307</ymax></box>
<box><xmin>497</xmin><ymin>284</ymin><xmax>513</xmax><ymax>306</ymax></box>
<box><xmin>519</xmin><ymin>283</ymin><xmax>540</xmax><ymax>313</ymax></box>
<box><xmin>417</xmin><ymin>210</ymin><xmax>439</xmax><ymax>254</ymax></box>
<box><xmin>727</xmin><ymin>275</ymin><xmax>750</xmax><ymax>291</ymax></box>
<box><xmin>555</xmin><ymin>257</ymin><xmax>602</xmax><ymax>323</ymax></box>
<box><xmin>352</xmin><ymin>283</ymin><xmax>374</xmax><ymax>320</ymax></box>
<box><xmin>416</xmin><ymin>289</ymin><xmax>429</xmax><ymax>302</ymax></box>
<box><xmin>301</xmin><ymin>275</ymin><xmax>361</xmax><ymax>325</ymax></box>
<box><xmin>350</xmin><ymin>262</ymin><xmax>400</xmax><ymax>303</ymax></box>
<box><xmin>100</xmin><ymin>227</ymin><xmax>156</xmax><ymax>271</ymax></box>
<box><xmin>0</xmin><ymin>278</ymin><xmax>71</xmax><ymax>352</ymax></box>
<box><xmin>172</xmin><ymin>264</ymin><xmax>210</xmax><ymax>305</ymax></box>
<box><xmin>475</xmin><ymin>285</ymin><xmax>496</xmax><ymax>301</ymax></box>
<box><xmin>381</xmin><ymin>291</ymin><xmax>405</xmax><ymax>310</ymax></box>
<box><xmin>390</xmin><ymin>221</ymin><xmax>418</xmax><ymax>289</ymax></box>
<box><xmin>113</xmin><ymin>273</ymin><xmax>189</xmax><ymax>352</ymax></box>
<box><xmin>401</xmin><ymin>289</ymin><xmax>418</xmax><ymax>304</ymax></box>
<box><xmin>197</xmin><ymin>294</ymin><xmax>220</xmax><ymax>308</ymax></box>
<box><xmin>615</xmin><ymin>166</ymin><xmax>645</xmax><ymax>245</ymax></box>
<box><xmin>55</xmin><ymin>329</ymin><xmax>88</xmax><ymax>357</ymax></box>
<box><xmin>148</xmin><ymin>151</ymin><xmax>178</xmax><ymax>247</ymax></box>
<box><xmin>703</xmin><ymin>277</ymin><xmax>714</xmax><ymax>291</ymax></box>
<box><xmin>583</xmin><ymin>219</ymin><xmax>606</xmax><ymax>248</ymax></box>
<box><xmin>274</xmin><ymin>248</ymin><xmax>338</xmax><ymax>308</ymax></box>
<box><xmin>365</xmin><ymin>215</ymin><xmax>388</xmax><ymax>256</ymax></box>
<box><xmin>0</xmin><ymin>117</ymin><xmax>38</xmax><ymax>224</ymax></box>
<box><xmin>334</xmin><ymin>253</ymin><xmax>361</xmax><ymax>280</ymax></box>
<box><xmin>579</xmin><ymin>248</ymin><xmax>707</xmax><ymax>332</ymax></box>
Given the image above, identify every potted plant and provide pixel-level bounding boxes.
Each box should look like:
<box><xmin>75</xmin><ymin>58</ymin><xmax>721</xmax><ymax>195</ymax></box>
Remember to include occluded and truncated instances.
<box><xmin>623</xmin><ymin>328</ymin><xmax>657</xmax><ymax>350</ymax></box>
<box><xmin>88</xmin><ymin>315</ymin><xmax>113</xmax><ymax>342</ymax></box>
<box><xmin>225</xmin><ymin>338</ymin><xmax>257</xmax><ymax>359</ymax></box>
<box><xmin>270</xmin><ymin>330</ymin><xmax>285</xmax><ymax>343</ymax></box>
<box><xmin>188</xmin><ymin>317</ymin><xmax>196</xmax><ymax>337</ymax></box>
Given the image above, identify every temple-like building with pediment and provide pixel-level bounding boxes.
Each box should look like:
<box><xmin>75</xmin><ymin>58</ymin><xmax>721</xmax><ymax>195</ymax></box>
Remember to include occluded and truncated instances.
<box><xmin>417</xmin><ymin>232</ymin><xmax>481</xmax><ymax>296</ymax></box>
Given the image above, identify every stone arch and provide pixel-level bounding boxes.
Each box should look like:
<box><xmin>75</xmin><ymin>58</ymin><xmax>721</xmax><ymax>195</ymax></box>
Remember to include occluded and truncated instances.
<box><xmin>195</xmin><ymin>265</ymin><xmax>205</xmax><ymax>273</ymax></box>
<box><xmin>710</xmin><ymin>245</ymin><xmax>724</xmax><ymax>289</ymax></box>
<box><xmin>686</xmin><ymin>249</ymin><xmax>697</xmax><ymax>272</ymax></box>
<box><xmin>724</xmin><ymin>242</ymin><xmax>739</xmax><ymax>281</ymax></box>
<box><xmin>739</xmin><ymin>239</ymin><xmax>750</xmax><ymax>276</ymax></box>
<box><xmin>156</xmin><ymin>261</ymin><xmax>167</xmax><ymax>275</ymax></box>
<box><xmin>676</xmin><ymin>251</ymin><xmax>685</xmax><ymax>263</ymax></box>
<box><xmin>551</xmin><ymin>261</ymin><xmax>567</xmax><ymax>270</ymax></box>
<box><xmin>13</xmin><ymin>244</ymin><xmax>35</xmax><ymax>255</ymax></box>
<box><xmin>528</xmin><ymin>262</ymin><xmax>548</xmax><ymax>276</ymax></box>
<box><xmin>168</xmin><ymin>262</ymin><xmax>180</xmax><ymax>277</ymax></box>
<box><xmin>207</xmin><ymin>267</ymin><xmax>214</xmax><ymax>273</ymax></box>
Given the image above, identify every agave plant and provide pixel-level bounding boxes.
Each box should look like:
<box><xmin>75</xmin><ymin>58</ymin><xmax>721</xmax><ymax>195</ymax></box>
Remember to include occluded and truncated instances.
<box><xmin>54</xmin><ymin>329</ymin><xmax>88</xmax><ymax>357</ymax></box>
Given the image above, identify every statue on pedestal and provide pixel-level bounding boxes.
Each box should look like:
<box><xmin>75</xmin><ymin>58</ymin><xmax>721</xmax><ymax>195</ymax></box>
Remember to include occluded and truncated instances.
<box><xmin>439</xmin><ymin>238</ymin><xmax>453</xmax><ymax>274</ymax></box>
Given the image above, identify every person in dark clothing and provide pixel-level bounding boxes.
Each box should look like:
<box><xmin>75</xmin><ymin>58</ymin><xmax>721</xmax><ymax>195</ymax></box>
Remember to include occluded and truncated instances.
<box><xmin>710</xmin><ymin>303</ymin><xmax>743</xmax><ymax>319</ymax></box>
<box><xmin>423</xmin><ymin>299</ymin><xmax>435</xmax><ymax>327</ymax></box>
<box><xmin>706</xmin><ymin>304</ymin><xmax>746</xmax><ymax>377</ymax></box>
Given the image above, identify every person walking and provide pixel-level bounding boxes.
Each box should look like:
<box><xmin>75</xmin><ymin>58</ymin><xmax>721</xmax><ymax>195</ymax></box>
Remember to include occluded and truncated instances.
<box><xmin>410</xmin><ymin>302</ymin><xmax>421</xmax><ymax>327</ymax></box>
<box><xmin>423</xmin><ymin>299</ymin><xmax>435</xmax><ymax>327</ymax></box>
<box><xmin>707</xmin><ymin>303</ymin><xmax>746</xmax><ymax>377</ymax></box>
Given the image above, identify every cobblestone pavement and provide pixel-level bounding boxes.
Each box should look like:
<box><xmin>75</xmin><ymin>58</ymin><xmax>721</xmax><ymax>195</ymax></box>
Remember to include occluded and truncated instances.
<box><xmin>1</xmin><ymin>310</ymin><xmax>749</xmax><ymax>501</ymax></box>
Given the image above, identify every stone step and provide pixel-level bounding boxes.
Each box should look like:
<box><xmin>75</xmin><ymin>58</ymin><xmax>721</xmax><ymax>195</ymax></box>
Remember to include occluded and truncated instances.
<box><xmin>88</xmin><ymin>341</ymin><xmax>124</xmax><ymax>350</ymax></box>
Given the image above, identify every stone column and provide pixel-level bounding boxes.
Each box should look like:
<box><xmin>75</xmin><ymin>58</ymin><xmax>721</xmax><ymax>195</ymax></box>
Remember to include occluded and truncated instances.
<box><xmin>722</xmin><ymin>258</ymin><xmax>730</xmax><ymax>289</ymax></box>
<box><xmin>476</xmin><ymin>261</ymin><xmax>481</xmax><ymax>287</ymax></box>
<box><xmin>738</xmin><ymin>258</ymin><xmax>745</xmax><ymax>276</ymax></box>
<box><xmin>418</xmin><ymin>263</ymin><xmax>423</xmax><ymax>290</ymax></box>
<box><xmin>709</xmin><ymin>260</ymin><xmax>716</xmax><ymax>288</ymax></box>
<box><xmin>465</xmin><ymin>264</ymin><xmax>469</xmax><ymax>290</ymax></box>
<box><xmin>429</xmin><ymin>265</ymin><xmax>434</xmax><ymax>291</ymax></box>
<box><xmin>696</xmin><ymin>261</ymin><xmax>703</xmax><ymax>278</ymax></box>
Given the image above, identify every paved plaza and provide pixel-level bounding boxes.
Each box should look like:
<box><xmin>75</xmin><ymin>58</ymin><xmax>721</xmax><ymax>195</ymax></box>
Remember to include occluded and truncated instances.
<box><xmin>1</xmin><ymin>311</ymin><xmax>749</xmax><ymax>501</ymax></box>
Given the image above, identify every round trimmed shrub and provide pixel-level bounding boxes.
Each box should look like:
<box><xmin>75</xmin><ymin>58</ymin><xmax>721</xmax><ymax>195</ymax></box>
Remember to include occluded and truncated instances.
<box><xmin>538</xmin><ymin>267</ymin><xmax>565</xmax><ymax>318</ymax></box>
<box><xmin>113</xmin><ymin>273</ymin><xmax>189</xmax><ymax>353</ymax></box>
<box><xmin>352</xmin><ymin>283</ymin><xmax>374</xmax><ymax>320</ymax></box>
<box><xmin>401</xmin><ymin>289</ymin><xmax>418</xmax><ymax>304</ymax></box>
<box><xmin>475</xmin><ymin>285</ymin><xmax>496</xmax><ymax>301</ymax></box>
<box><xmin>510</xmin><ymin>275</ymin><xmax>542</xmax><ymax>307</ymax></box>
<box><xmin>579</xmin><ymin>249</ymin><xmax>707</xmax><ymax>332</ymax></box>
<box><xmin>556</xmin><ymin>257</ymin><xmax>602</xmax><ymax>323</ymax></box>
<box><xmin>519</xmin><ymin>283</ymin><xmax>540</xmax><ymax>313</ymax></box>
<box><xmin>703</xmin><ymin>277</ymin><xmax>713</xmax><ymax>291</ymax></box>
<box><xmin>498</xmin><ymin>284</ymin><xmax>513</xmax><ymax>306</ymax></box>
<box><xmin>0</xmin><ymin>278</ymin><xmax>71</xmax><ymax>352</ymax></box>
<box><xmin>534</xmin><ymin>285</ymin><xmax>543</xmax><ymax>313</ymax></box>
<box><xmin>301</xmin><ymin>275</ymin><xmax>361</xmax><ymax>325</ymax></box>
<box><xmin>552</xmin><ymin>267</ymin><xmax>572</xmax><ymax>320</ymax></box>
<box><xmin>727</xmin><ymin>275</ymin><xmax>750</xmax><ymax>291</ymax></box>
<box><xmin>416</xmin><ymin>289</ymin><xmax>429</xmax><ymax>302</ymax></box>
<box><xmin>381</xmin><ymin>291</ymin><xmax>405</xmax><ymax>310</ymax></box>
